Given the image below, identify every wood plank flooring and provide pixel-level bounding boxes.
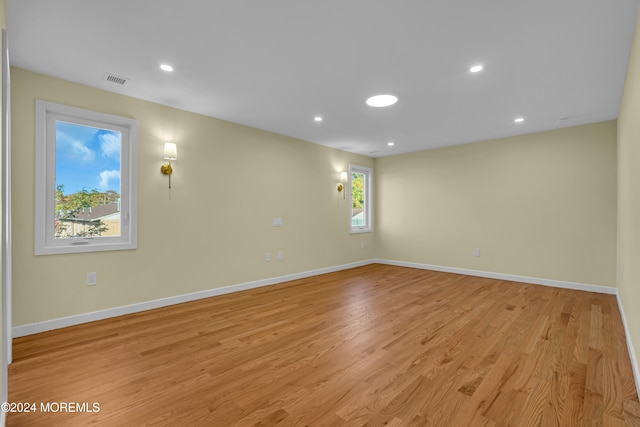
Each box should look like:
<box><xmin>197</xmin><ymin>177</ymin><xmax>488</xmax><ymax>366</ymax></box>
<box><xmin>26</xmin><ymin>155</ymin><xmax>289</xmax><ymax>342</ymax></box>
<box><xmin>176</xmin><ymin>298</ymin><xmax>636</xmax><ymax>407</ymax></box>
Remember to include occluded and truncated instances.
<box><xmin>7</xmin><ymin>264</ymin><xmax>640</xmax><ymax>426</ymax></box>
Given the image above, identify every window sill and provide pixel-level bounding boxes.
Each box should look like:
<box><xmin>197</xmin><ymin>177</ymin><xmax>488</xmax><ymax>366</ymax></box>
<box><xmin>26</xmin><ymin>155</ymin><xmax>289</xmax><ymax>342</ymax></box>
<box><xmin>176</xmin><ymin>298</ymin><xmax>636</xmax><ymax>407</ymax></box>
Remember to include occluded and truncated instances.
<box><xmin>350</xmin><ymin>228</ymin><xmax>372</xmax><ymax>234</ymax></box>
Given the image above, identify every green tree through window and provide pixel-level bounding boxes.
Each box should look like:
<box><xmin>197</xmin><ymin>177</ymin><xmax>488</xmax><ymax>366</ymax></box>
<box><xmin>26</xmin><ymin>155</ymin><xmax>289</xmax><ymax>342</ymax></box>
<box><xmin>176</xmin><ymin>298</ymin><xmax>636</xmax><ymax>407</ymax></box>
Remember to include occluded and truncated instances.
<box><xmin>54</xmin><ymin>185</ymin><xmax>119</xmax><ymax>238</ymax></box>
<box><xmin>350</xmin><ymin>165</ymin><xmax>372</xmax><ymax>232</ymax></box>
<box><xmin>352</xmin><ymin>172</ymin><xmax>364</xmax><ymax>210</ymax></box>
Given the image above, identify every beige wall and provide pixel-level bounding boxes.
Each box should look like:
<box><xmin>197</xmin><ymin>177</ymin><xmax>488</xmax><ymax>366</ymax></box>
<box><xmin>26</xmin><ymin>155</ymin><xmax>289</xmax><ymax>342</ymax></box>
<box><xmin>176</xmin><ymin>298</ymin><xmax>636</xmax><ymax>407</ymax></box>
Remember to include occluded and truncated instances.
<box><xmin>11</xmin><ymin>67</ymin><xmax>374</xmax><ymax>326</ymax></box>
<box><xmin>1</xmin><ymin>0</ymin><xmax>6</xmax><ymax>409</ymax></box>
<box><xmin>617</xmin><ymin>7</ymin><xmax>640</xmax><ymax>385</ymax></box>
<box><xmin>375</xmin><ymin>121</ymin><xmax>618</xmax><ymax>286</ymax></box>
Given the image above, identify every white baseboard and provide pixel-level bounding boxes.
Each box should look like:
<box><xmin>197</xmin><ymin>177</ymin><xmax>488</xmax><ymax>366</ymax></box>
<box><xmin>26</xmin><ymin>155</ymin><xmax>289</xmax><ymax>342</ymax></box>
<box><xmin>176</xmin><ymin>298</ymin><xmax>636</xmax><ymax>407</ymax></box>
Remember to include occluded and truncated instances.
<box><xmin>615</xmin><ymin>293</ymin><xmax>640</xmax><ymax>400</ymax></box>
<box><xmin>1</xmin><ymin>407</ymin><xmax>5</xmax><ymax>427</ymax></box>
<box><xmin>13</xmin><ymin>258</ymin><xmax>618</xmax><ymax>337</ymax></box>
<box><xmin>11</xmin><ymin>257</ymin><xmax>639</xmax><ymax>399</ymax></box>
<box><xmin>12</xmin><ymin>259</ymin><xmax>375</xmax><ymax>338</ymax></box>
<box><xmin>374</xmin><ymin>258</ymin><xmax>617</xmax><ymax>295</ymax></box>
<box><xmin>11</xmin><ymin>258</ymin><xmax>640</xmax><ymax>402</ymax></box>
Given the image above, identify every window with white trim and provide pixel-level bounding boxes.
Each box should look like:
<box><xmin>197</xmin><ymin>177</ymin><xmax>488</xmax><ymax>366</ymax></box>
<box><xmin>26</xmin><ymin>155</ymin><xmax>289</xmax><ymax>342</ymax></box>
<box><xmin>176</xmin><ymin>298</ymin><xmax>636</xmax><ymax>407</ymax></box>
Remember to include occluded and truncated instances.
<box><xmin>350</xmin><ymin>164</ymin><xmax>372</xmax><ymax>233</ymax></box>
<box><xmin>35</xmin><ymin>100</ymin><xmax>137</xmax><ymax>255</ymax></box>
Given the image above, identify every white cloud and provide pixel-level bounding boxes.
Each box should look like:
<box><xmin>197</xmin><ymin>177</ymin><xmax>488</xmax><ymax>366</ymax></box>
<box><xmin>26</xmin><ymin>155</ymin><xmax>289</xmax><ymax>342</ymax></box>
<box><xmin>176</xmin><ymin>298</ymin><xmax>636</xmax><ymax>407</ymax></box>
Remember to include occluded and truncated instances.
<box><xmin>56</xmin><ymin>131</ymin><xmax>96</xmax><ymax>163</ymax></box>
<box><xmin>98</xmin><ymin>169</ymin><xmax>120</xmax><ymax>191</ymax></box>
<box><xmin>100</xmin><ymin>133</ymin><xmax>121</xmax><ymax>160</ymax></box>
<box><xmin>71</xmin><ymin>140</ymin><xmax>95</xmax><ymax>162</ymax></box>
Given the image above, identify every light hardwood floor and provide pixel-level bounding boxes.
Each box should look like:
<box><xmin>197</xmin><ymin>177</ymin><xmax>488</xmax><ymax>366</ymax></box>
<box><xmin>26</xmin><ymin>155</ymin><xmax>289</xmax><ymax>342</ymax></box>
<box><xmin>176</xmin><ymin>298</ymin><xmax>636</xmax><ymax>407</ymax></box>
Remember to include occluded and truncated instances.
<box><xmin>7</xmin><ymin>264</ymin><xmax>640</xmax><ymax>426</ymax></box>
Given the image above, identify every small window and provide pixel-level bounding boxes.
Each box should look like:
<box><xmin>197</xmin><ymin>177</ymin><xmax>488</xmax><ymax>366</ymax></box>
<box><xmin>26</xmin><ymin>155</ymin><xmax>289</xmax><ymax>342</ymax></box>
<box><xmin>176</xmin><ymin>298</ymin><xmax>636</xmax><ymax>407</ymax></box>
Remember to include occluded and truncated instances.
<box><xmin>35</xmin><ymin>100</ymin><xmax>137</xmax><ymax>255</ymax></box>
<box><xmin>350</xmin><ymin>164</ymin><xmax>372</xmax><ymax>233</ymax></box>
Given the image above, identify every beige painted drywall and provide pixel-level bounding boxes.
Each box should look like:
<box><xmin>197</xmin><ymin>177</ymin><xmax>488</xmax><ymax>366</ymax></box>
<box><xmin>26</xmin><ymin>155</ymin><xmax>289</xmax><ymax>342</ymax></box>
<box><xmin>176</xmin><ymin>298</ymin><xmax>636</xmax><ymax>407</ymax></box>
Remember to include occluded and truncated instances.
<box><xmin>1</xmin><ymin>0</ymin><xmax>6</xmax><ymax>408</ymax></box>
<box><xmin>617</xmin><ymin>7</ymin><xmax>640</xmax><ymax>385</ymax></box>
<box><xmin>375</xmin><ymin>121</ymin><xmax>617</xmax><ymax>286</ymax></box>
<box><xmin>11</xmin><ymin>67</ymin><xmax>374</xmax><ymax>327</ymax></box>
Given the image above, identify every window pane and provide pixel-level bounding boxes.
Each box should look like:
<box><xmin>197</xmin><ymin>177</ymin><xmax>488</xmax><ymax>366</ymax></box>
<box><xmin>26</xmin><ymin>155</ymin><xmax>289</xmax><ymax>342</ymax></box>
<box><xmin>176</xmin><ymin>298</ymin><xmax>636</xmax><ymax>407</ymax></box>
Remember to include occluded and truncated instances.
<box><xmin>54</xmin><ymin>121</ymin><xmax>121</xmax><ymax>239</ymax></box>
<box><xmin>35</xmin><ymin>100</ymin><xmax>137</xmax><ymax>255</ymax></box>
<box><xmin>352</xmin><ymin>172</ymin><xmax>366</xmax><ymax>227</ymax></box>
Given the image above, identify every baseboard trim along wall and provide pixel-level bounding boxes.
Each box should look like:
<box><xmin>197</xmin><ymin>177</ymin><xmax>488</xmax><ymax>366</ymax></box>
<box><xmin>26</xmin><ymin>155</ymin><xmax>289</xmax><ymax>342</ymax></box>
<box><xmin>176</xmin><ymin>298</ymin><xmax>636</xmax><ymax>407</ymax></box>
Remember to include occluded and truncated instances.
<box><xmin>12</xmin><ymin>259</ymin><xmax>375</xmax><ymax>338</ymax></box>
<box><xmin>374</xmin><ymin>258</ymin><xmax>617</xmax><ymax>295</ymax></box>
<box><xmin>12</xmin><ymin>257</ymin><xmax>639</xmax><ymax>398</ymax></box>
<box><xmin>615</xmin><ymin>293</ymin><xmax>640</xmax><ymax>400</ymax></box>
<box><xmin>12</xmin><ymin>258</ymin><xmax>618</xmax><ymax>337</ymax></box>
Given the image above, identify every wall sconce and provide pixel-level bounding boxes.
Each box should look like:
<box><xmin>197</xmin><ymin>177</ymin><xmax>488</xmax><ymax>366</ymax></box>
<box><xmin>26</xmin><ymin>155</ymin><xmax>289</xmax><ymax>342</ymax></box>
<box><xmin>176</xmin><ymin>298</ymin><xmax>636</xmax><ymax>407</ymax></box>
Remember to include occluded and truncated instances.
<box><xmin>161</xmin><ymin>142</ymin><xmax>177</xmax><ymax>188</ymax></box>
<box><xmin>337</xmin><ymin>171</ymin><xmax>348</xmax><ymax>199</ymax></box>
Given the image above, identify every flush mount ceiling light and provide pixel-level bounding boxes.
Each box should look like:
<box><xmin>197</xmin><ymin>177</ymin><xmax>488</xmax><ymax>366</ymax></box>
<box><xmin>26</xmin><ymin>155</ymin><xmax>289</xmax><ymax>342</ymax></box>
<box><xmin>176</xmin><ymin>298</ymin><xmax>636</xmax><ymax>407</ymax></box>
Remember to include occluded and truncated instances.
<box><xmin>469</xmin><ymin>65</ymin><xmax>484</xmax><ymax>73</ymax></box>
<box><xmin>314</xmin><ymin>116</ymin><xmax>323</xmax><ymax>122</ymax></box>
<box><xmin>387</xmin><ymin>141</ymin><xmax>395</xmax><ymax>146</ymax></box>
<box><xmin>160</xmin><ymin>64</ymin><xmax>174</xmax><ymax>72</ymax></box>
<box><xmin>366</xmin><ymin>94</ymin><xmax>398</xmax><ymax>108</ymax></box>
<box><xmin>514</xmin><ymin>117</ymin><xmax>525</xmax><ymax>123</ymax></box>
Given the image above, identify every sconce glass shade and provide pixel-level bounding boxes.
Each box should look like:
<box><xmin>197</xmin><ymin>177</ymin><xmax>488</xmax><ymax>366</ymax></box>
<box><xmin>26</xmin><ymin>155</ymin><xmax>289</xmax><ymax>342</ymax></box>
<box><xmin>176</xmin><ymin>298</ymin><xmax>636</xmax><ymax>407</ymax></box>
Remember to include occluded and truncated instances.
<box><xmin>340</xmin><ymin>171</ymin><xmax>348</xmax><ymax>183</ymax></box>
<box><xmin>163</xmin><ymin>142</ymin><xmax>177</xmax><ymax>160</ymax></box>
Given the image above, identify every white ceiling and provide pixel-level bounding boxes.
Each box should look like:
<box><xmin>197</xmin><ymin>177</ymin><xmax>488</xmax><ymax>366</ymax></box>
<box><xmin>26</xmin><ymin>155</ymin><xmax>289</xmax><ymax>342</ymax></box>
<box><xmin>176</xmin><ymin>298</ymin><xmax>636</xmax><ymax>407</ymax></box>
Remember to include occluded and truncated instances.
<box><xmin>6</xmin><ymin>0</ymin><xmax>640</xmax><ymax>157</ymax></box>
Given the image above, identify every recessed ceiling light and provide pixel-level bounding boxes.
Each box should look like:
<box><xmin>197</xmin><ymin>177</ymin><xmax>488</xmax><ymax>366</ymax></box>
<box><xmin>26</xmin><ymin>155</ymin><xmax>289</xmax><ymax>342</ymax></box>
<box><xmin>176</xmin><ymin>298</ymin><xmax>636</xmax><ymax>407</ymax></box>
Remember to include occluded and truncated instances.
<box><xmin>469</xmin><ymin>65</ymin><xmax>484</xmax><ymax>73</ymax></box>
<box><xmin>366</xmin><ymin>94</ymin><xmax>398</xmax><ymax>108</ymax></box>
<box><xmin>514</xmin><ymin>117</ymin><xmax>525</xmax><ymax>123</ymax></box>
<box><xmin>160</xmin><ymin>64</ymin><xmax>174</xmax><ymax>72</ymax></box>
<box><xmin>387</xmin><ymin>141</ymin><xmax>395</xmax><ymax>147</ymax></box>
<box><xmin>314</xmin><ymin>116</ymin><xmax>323</xmax><ymax>122</ymax></box>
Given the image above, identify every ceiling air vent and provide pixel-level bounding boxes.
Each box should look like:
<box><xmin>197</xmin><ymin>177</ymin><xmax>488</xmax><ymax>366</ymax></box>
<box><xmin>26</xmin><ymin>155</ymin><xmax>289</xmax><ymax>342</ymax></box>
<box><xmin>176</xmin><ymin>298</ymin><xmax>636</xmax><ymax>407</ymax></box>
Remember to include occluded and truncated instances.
<box><xmin>102</xmin><ymin>73</ymin><xmax>129</xmax><ymax>85</ymax></box>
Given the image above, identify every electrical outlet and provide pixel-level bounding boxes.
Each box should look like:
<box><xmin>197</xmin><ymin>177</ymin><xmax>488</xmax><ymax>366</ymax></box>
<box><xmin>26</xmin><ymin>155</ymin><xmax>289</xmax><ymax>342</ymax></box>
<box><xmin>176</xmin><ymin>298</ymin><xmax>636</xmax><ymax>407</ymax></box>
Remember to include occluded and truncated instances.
<box><xmin>265</xmin><ymin>252</ymin><xmax>271</xmax><ymax>262</ymax></box>
<box><xmin>473</xmin><ymin>248</ymin><xmax>480</xmax><ymax>257</ymax></box>
<box><xmin>277</xmin><ymin>251</ymin><xmax>283</xmax><ymax>261</ymax></box>
<box><xmin>86</xmin><ymin>272</ymin><xmax>97</xmax><ymax>286</ymax></box>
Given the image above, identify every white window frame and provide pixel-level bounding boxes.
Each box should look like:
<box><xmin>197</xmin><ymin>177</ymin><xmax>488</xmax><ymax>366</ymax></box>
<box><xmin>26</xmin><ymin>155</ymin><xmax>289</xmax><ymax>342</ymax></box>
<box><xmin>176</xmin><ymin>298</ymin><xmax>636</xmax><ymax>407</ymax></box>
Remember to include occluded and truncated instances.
<box><xmin>349</xmin><ymin>164</ymin><xmax>372</xmax><ymax>233</ymax></box>
<box><xmin>34</xmin><ymin>100</ymin><xmax>138</xmax><ymax>255</ymax></box>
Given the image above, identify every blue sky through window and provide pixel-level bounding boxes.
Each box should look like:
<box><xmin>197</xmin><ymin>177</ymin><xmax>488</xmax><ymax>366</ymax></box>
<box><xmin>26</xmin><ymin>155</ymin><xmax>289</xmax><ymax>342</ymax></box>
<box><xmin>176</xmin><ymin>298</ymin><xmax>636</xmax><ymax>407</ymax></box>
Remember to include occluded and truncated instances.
<box><xmin>55</xmin><ymin>121</ymin><xmax>121</xmax><ymax>195</ymax></box>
